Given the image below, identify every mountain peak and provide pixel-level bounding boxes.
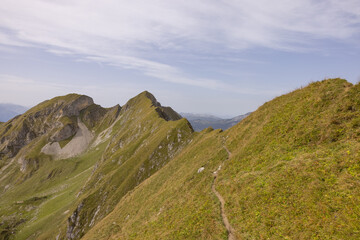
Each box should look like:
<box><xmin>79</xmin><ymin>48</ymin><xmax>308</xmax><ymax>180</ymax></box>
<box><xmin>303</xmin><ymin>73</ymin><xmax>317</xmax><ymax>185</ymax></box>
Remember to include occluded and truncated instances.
<box><xmin>139</xmin><ymin>90</ymin><xmax>161</xmax><ymax>107</ymax></box>
<box><xmin>0</xmin><ymin>94</ymin><xmax>98</xmax><ymax>159</ymax></box>
<box><xmin>30</xmin><ymin>93</ymin><xmax>94</xmax><ymax>117</ymax></box>
<box><xmin>123</xmin><ymin>91</ymin><xmax>182</xmax><ymax>121</ymax></box>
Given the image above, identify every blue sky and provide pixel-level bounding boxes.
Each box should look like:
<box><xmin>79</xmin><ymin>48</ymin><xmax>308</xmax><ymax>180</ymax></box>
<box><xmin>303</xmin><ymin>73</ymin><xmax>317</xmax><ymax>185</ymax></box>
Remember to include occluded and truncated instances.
<box><xmin>0</xmin><ymin>0</ymin><xmax>359</xmax><ymax>117</ymax></box>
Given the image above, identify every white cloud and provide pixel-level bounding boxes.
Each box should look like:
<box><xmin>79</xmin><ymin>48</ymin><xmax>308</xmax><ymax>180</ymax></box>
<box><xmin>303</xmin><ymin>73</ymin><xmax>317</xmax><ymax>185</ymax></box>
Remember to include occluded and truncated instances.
<box><xmin>0</xmin><ymin>74</ymin><xmax>141</xmax><ymax>107</ymax></box>
<box><xmin>0</xmin><ymin>0</ymin><xmax>359</xmax><ymax>89</ymax></box>
<box><xmin>0</xmin><ymin>74</ymin><xmax>282</xmax><ymax>117</ymax></box>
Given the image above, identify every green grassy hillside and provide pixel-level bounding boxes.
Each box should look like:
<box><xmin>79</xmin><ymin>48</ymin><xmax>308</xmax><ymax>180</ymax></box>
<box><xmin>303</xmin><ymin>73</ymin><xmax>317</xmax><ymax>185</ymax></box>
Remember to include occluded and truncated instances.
<box><xmin>0</xmin><ymin>142</ymin><xmax>107</xmax><ymax>239</ymax></box>
<box><xmin>82</xmin><ymin>79</ymin><xmax>360</xmax><ymax>239</ymax></box>
<box><xmin>218</xmin><ymin>78</ymin><xmax>360</xmax><ymax>239</ymax></box>
<box><xmin>1</xmin><ymin>79</ymin><xmax>360</xmax><ymax>240</ymax></box>
<box><xmin>59</xmin><ymin>92</ymin><xmax>193</xmax><ymax>239</ymax></box>
<box><xmin>83</xmin><ymin>128</ymin><xmax>227</xmax><ymax>240</ymax></box>
<box><xmin>0</xmin><ymin>94</ymin><xmax>116</xmax><ymax>240</ymax></box>
<box><xmin>0</xmin><ymin>91</ymin><xmax>193</xmax><ymax>240</ymax></box>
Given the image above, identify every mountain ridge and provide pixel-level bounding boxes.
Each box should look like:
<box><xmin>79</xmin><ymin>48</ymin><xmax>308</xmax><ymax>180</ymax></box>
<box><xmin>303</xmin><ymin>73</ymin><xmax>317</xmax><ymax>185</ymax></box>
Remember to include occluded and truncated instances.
<box><xmin>1</xmin><ymin>78</ymin><xmax>360</xmax><ymax>239</ymax></box>
<box><xmin>83</xmin><ymin>78</ymin><xmax>360</xmax><ymax>239</ymax></box>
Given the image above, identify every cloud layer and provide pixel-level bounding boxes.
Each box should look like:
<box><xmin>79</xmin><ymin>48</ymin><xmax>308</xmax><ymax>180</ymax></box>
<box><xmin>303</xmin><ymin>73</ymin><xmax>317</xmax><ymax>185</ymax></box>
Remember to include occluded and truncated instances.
<box><xmin>0</xmin><ymin>0</ymin><xmax>359</xmax><ymax>89</ymax></box>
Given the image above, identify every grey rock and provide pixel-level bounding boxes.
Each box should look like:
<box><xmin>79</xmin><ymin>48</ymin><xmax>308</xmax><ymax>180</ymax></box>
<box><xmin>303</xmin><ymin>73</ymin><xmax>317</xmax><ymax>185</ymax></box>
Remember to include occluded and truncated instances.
<box><xmin>50</xmin><ymin>124</ymin><xmax>77</xmax><ymax>142</ymax></box>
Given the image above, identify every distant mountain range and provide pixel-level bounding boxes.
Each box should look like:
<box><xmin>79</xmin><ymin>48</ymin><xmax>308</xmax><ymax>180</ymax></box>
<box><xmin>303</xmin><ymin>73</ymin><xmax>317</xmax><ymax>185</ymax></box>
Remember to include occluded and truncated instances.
<box><xmin>0</xmin><ymin>103</ymin><xmax>28</xmax><ymax>122</ymax></box>
<box><xmin>181</xmin><ymin>112</ymin><xmax>251</xmax><ymax>131</ymax></box>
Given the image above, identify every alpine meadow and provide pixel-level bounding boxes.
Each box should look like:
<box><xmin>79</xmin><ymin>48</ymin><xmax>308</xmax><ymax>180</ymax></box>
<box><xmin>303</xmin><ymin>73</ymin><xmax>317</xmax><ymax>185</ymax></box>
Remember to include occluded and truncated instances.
<box><xmin>1</xmin><ymin>0</ymin><xmax>360</xmax><ymax>239</ymax></box>
<box><xmin>0</xmin><ymin>79</ymin><xmax>359</xmax><ymax>239</ymax></box>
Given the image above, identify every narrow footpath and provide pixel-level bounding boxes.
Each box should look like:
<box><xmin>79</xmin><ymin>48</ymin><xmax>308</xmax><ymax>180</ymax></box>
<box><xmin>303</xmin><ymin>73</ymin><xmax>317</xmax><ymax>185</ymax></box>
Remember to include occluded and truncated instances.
<box><xmin>211</xmin><ymin>146</ymin><xmax>236</xmax><ymax>240</ymax></box>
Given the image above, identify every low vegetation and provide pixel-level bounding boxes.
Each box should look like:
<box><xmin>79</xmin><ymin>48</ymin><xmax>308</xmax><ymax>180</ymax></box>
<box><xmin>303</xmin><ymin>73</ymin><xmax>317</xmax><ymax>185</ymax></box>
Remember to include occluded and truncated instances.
<box><xmin>1</xmin><ymin>79</ymin><xmax>359</xmax><ymax>239</ymax></box>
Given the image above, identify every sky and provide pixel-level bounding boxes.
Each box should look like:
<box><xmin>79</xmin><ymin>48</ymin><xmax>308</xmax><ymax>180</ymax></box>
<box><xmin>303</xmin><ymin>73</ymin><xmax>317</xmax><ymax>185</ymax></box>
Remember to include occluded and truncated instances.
<box><xmin>0</xmin><ymin>0</ymin><xmax>359</xmax><ymax>117</ymax></box>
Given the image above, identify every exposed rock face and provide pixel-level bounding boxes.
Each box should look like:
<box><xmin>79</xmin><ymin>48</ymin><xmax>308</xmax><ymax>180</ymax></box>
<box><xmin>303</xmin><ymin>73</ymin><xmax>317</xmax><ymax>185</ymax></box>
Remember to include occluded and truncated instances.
<box><xmin>0</xmin><ymin>120</ymin><xmax>37</xmax><ymax>158</ymax></box>
<box><xmin>0</xmin><ymin>94</ymin><xmax>94</xmax><ymax>159</ymax></box>
<box><xmin>80</xmin><ymin>104</ymin><xmax>121</xmax><ymax>129</ymax></box>
<box><xmin>155</xmin><ymin>106</ymin><xmax>182</xmax><ymax>121</ymax></box>
<box><xmin>60</xmin><ymin>95</ymin><xmax>94</xmax><ymax>117</ymax></box>
<box><xmin>50</xmin><ymin>124</ymin><xmax>77</xmax><ymax>142</ymax></box>
<box><xmin>67</xmin><ymin>202</ymin><xmax>84</xmax><ymax>239</ymax></box>
<box><xmin>41</xmin><ymin>119</ymin><xmax>94</xmax><ymax>159</ymax></box>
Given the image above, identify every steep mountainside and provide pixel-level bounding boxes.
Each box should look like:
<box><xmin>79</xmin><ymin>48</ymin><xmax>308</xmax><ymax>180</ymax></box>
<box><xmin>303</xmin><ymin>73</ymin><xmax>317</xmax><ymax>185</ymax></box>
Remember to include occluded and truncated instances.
<box><xmin>1</xmin><ymin>79</ymin><xmax>360</xmax><ymax>239</ymax></box>
<box><xmin>0</xmin><ymin>94</ymin><xmax>120</xmax><ymax>239</ymax></box>
<box><xmin>219</xmin><ymin>79</ymin><xmax>360</xmax><ymax>239</ymax></box>
<box><xmin>83</xmin><ymin>79</ymin><xmax>360</xmax><ymax>239</ymax></box>
<box><xmin>0</xmin><ymin>91</ymin><xmax>192</xmax><ymax>239</ymax></box>
<box><xmin>0</xmin><ymin>104</ymin><xmax>28</xmax><ymax>122</ymax></box>
<box><xmin>182</xmin><ymin>112</ymin><xmax>251</xmax><ymax>131</ymax></box>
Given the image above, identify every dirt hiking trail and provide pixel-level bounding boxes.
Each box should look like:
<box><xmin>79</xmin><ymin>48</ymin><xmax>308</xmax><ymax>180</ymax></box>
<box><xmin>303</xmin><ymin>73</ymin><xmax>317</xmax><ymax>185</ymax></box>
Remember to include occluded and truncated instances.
<box><xmin>211</xmin><ymin>146</ymin><xmax>236</xmax><ymax>240</ymax></box>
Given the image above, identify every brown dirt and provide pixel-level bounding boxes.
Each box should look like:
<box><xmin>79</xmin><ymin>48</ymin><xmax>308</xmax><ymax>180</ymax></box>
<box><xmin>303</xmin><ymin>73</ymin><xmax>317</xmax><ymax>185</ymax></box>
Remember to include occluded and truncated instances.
<box><xmin>211</xmin><ymin>146</ymin><xmax>236</xmax><ymax>240</ymax></box>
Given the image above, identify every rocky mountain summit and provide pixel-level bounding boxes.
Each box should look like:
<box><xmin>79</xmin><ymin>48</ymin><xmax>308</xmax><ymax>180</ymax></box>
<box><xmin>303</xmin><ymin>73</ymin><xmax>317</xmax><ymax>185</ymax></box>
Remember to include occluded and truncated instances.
<box><xmin>0</xmin><ymin>95</ymin><xmax>93</xmax><ymax>158</ymax></box>
<box><xmin>0</xmin><ymin>90</ymin><xmax>193</xmax><ymax>239</ymax></box>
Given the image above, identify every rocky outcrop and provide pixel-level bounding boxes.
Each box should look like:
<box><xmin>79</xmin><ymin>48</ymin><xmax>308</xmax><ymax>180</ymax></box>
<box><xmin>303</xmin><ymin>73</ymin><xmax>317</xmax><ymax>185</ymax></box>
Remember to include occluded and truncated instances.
<box><xmin>67</xmin><ymin>202</ymin><xmax>84</xmax><ymax>239</ymax></box>
<box><xmin>59</xmin><ymin>95</ymin><xmax>94</xmax><ymax>117</ymax></box>
<box><xmin>0</xmin><ymin>94</ymin><xmax>94</xmax><ymax>159</ymax></box>
<box><xmin>155</xmin><ymin>106</ymin><xmax>182</xmax><ymax>121</ymax></box>
<box><xmin>0</xmin><ymin>120</ymin><xmax>37</xmax><ymax>158</ymax></box>
<box><xmin>80</xmin><ymin>104</ymin><xmax>121</xmax><ymax>130</ymax></box>
<box><xmin>41</xmin><ymin>119</ymin><xmax>94</xmax><ymax>159</ymax></box>
<box><xmin>50</xmin><ymin>123</ymin><xmax>78</xmax><ymax>142</ymax></box>
<box><xmin>143</xmin><ymin>91</ymin><xmax>182</xmax><ymax>121</ymax></box>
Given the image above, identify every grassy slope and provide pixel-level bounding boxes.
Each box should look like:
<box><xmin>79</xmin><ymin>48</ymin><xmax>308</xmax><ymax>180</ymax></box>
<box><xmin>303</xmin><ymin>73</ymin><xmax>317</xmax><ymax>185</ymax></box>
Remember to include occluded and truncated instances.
<box><xmin>0</xmin><ymin>94</ymin><xmax>90</xmax><ymax>195</ymax></box>
<box><xmin>0</xmin><ymin>140</ymin><xmax>107</xmax><ymax>239</ymax></box>
<box><xmin>0</xmin><ymin>94</ymin><xmax>114</xmax><ymax>239</ymax></box>
<box><xmin>2</xmin><ymin>80</ymin><xmax>360</xmax><ymax>239</ymax></box>
<box><xmin>83</xmin><ymin>79</ymin><xmax>360</xmax><ymax>239</ymax></box>
<box><xmin>83</xmin><ymin>128</ymin><xmax>227</xmax><ymax>240</ymax></box>
<box><xmin>1</xmin><ymin>91</ymin><xmax>195</xmax><ymax>240</ymax></box>
<box><xmin>218</xmin><ymin>79</ymin><xmax>360</xmax><ymax>239</ymax></box>
<box><xmin>54</xmin><ymin>92</ymin><xmax>194</xmax><ymax>239</ymax></box>
<box><xmin>16</xmin><ymin>143</ymin><xmax>106</xmax><ymax>239</ymax></box>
